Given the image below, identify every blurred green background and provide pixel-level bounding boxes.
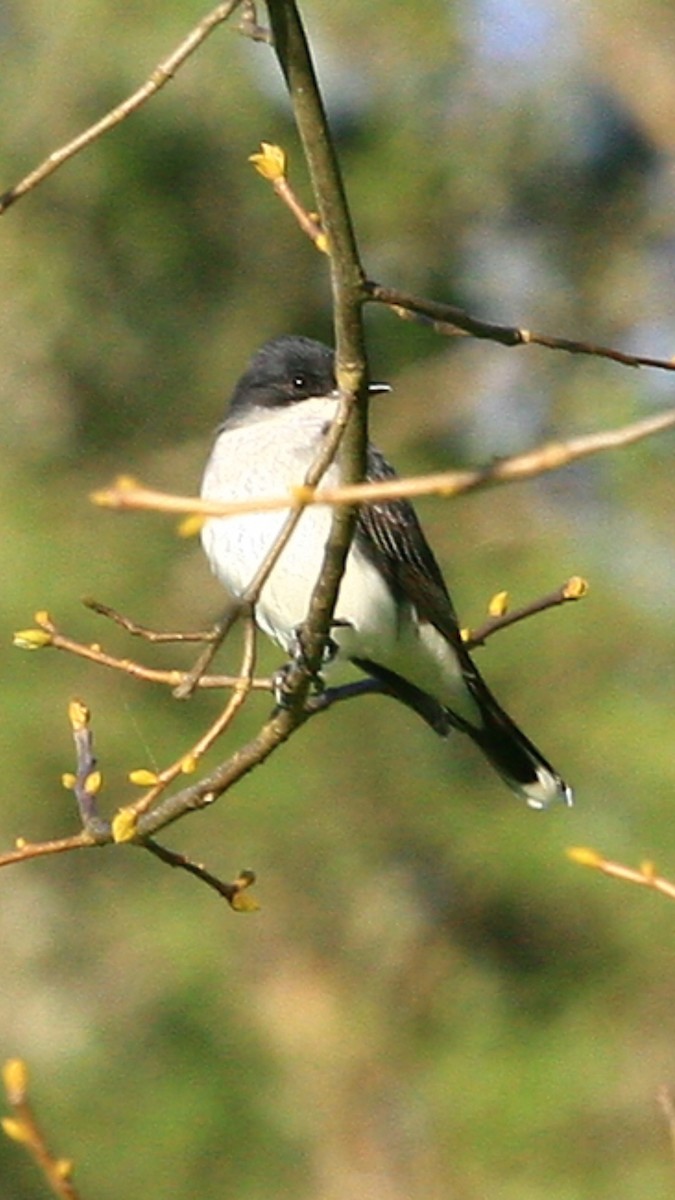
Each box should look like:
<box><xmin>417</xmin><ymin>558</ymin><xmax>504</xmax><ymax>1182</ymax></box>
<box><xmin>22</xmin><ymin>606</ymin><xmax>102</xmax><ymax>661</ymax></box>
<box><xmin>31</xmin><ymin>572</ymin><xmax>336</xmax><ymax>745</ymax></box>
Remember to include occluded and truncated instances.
<box><xmin>2</xmin><ymin>0</ymin><xmax>675</xmax><ymax>1196</ymax></box>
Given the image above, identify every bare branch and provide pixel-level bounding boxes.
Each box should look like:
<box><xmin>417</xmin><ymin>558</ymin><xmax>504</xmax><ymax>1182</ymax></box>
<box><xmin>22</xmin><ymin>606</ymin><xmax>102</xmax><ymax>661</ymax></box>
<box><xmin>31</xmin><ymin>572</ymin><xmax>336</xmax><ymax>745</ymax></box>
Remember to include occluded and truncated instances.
<box><xmin>464</xmin><ymin>577</ymin><xmax>588</xmax><ymax>649</ymax></box>
<box><xmin>2</xmin><ymin>1060</ymin><xmax>83</xmax><ymax>1200</ymax></box>
<box><xmin>92</xmin><ymin>404</ymin><xmax>675</xmax><ymax>520</ymax></box>
<box><xmin>366</xmin><ymin>281</ymin><xmax>675</xmax><ymax>374</ymax></box>
<box><xmin>144</xmin><ymin>843</ymin><xmax>260</xmax><ymax>909</ymax></box>
<box><xmin>0</xmin><ymin>834</ymin><xmax>95</xmax><ymax>871</ymax></box>
<box><xmin>568</xmin><ymin>847</ymin><xmax>675</xmax><ymax>901</ymax></box>
<box><xmin>14</xmin><ymin>610</ymin><xmax>272</xmax><ymax>692</ymax></box>
<box><xmin>83</xmin><ymin>597</ymin><xmax>218</xmax><ymax>643</ymax></box>
<box><xmin>0</xmin><ymin>0</ymin><xmax>244</xmax><ymax>215</ymax></box>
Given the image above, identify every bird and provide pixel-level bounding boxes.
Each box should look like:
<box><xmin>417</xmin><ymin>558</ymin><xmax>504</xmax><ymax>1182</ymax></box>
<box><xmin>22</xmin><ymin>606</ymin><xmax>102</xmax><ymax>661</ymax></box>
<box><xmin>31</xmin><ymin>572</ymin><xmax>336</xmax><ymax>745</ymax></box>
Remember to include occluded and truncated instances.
<box><xmin>200</xmin><ymin>334</ymin><xmax>573</xmax><ymax>810</ymax></box>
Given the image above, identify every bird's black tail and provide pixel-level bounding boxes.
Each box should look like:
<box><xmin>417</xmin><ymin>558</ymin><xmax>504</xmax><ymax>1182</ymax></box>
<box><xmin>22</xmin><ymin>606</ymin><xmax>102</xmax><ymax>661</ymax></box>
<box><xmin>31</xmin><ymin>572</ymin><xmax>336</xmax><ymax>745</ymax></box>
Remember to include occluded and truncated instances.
<box><xmin>454</xmin><ymin>672</ymin><xmax>573</xmax><ymax>810</ymax></box>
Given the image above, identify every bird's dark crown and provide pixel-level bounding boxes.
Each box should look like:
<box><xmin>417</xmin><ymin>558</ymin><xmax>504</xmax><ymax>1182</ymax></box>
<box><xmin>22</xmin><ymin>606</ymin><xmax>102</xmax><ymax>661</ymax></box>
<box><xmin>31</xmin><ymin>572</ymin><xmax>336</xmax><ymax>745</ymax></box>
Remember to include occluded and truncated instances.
<box><xmin>229</xmin><ymin>335</ymin><xmax>337</xmax><ymax>414</ymax></box>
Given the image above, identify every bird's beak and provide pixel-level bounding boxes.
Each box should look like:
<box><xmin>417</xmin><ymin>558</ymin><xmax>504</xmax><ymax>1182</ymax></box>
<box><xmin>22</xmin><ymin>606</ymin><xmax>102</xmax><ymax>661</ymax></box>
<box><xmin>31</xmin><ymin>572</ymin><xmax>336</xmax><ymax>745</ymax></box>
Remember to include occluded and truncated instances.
<box><xmin>368</xmin><ymin>382</ymin><xmax>391</xmax><ymax>396</ymax></box>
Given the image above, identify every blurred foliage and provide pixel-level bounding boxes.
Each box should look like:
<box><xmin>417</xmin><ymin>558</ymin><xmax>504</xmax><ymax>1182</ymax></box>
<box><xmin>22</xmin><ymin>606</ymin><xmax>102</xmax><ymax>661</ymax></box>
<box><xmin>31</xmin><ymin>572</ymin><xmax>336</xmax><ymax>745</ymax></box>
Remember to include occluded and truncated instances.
<box><xmin>2</xmin><ymin>0</ymin><xmax>675</xmax><ymax>1197</ymax></box>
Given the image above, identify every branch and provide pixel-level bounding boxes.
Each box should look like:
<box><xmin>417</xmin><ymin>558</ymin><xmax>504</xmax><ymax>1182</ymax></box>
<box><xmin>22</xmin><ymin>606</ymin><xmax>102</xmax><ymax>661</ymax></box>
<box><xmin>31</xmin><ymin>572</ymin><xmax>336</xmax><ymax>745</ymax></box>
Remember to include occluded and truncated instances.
<box><xmin>91</xmin><ymin>403</ymin><xmax>675</xmax><ymax>521</ymax></box>
<box><xmin>568</xmin><ymin>847</ymin><xmax>675</xmax><ymax>901</ymax></box>
<box><xmin>144</xmin><ymin>844</ymin><xmax>260</xmax><ymax>910</ymax></box>
<box><xmin>250</xmin><ymin>153</ymin><xmax>675</xmax><ymax>375</ymax></box>
<box><xmin>0</xmin><ymin>1</ymin><xmax>244</xmax><ymax>214</ymax></box>
<box><xmin>13</xmin><ymin>609</ymin><xmax>273</xmax><ymax>692</ymax></box>
<box><xmin>2</xmin><ymin>1059</ymin><xmax>83</xmax><ymax>1200</ymax></box>
<box><xmin>365</xmin><ymin>282</ymin><xmax>675</xmax><ymax>373</ymax></box>
<box><xmin>464</xmin><ymin>577</ymin><xmax>588</xmax><ymax>649</ymax></box>
<box><xmin>83</xmin><ymin>597</ymin><xmax>218</xmax><ymax>642</ymax></box>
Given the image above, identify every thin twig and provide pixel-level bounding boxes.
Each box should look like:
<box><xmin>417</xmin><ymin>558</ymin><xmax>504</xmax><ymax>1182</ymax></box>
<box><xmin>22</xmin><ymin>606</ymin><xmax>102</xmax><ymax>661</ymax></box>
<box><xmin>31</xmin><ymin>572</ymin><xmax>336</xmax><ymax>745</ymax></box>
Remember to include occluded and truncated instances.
<box><xmin>0</xmin><ymin>833</ymin><xmax>95</xmax><ymax>870</ymax></box>
<box><xmin>2</xmin><ymin>1060</ymin><xmax>83</xmax><ymax>1200</ymax></box>
<box><xmin>92</xmin><ymin>404</ymin><xmax>675</xmax><ymax>521</ymax></box>
<box><xmin>83</xmin><ymin>597</ymin><xmax>217</xmax><ymax>643</ymax></box>
<box><xmin>144</xmin><ymin>842</ymin><xmax>259</xmax><ymax>909</ymax></box>
<box><xmin>366</xmin><ymin>282</ymin><xmax>675</xmax><ymax>374</ymax></box>
<box><xmin>464</xmin><ymin>578</ymin><xmax>587</xmax><ymax>649</ymax></box>
<box><xmin>252</xmin><ymin>158</ymin><xmax>675</xmax><ymax>375</ymax></box>
<box><xmin>0</xmin><ymin>0</ymin><xmax>244</xmax><ymax>214</ymax></box>
<box><xmin>568</xmin><ymin>848</ymin><xmax>675</xmax><ymax>901</ymax></box>
<box><xmin>17</xmin><ymin>611</ymin><xmax>272</xmax><ymax>692</ymax></box>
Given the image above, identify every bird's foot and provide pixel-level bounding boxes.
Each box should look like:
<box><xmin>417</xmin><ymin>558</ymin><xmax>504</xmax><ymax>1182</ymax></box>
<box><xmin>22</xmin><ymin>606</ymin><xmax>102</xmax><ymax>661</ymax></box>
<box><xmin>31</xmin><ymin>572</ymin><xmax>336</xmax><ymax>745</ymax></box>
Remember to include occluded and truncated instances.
<box><xmin>272</xmin><ymin>628</ymin><xmax>339</xmax><ymax>709</ymax></box>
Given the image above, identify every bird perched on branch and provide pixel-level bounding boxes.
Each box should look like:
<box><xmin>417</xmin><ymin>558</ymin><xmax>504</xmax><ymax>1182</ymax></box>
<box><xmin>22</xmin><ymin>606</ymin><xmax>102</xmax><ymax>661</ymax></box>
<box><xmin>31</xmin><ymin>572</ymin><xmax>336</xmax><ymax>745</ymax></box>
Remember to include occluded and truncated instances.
<box><xmin>201</xmin><ymin>335</ymin><xmax>572</xmax><ymax>810</ymax></box>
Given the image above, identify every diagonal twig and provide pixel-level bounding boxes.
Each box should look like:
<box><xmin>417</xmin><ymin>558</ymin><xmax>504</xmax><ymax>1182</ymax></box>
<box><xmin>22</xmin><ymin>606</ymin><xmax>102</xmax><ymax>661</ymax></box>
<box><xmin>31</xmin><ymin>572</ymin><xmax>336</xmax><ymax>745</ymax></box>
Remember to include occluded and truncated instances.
<box><xmin>2</xmin><ymin>1060</ymin><xmax>83</xmax><ymax>1200</ymax></box>
<box><xmin>92</xmin><ymin>403</ymin><xmax>675</xmax><ymax>521</ymax></box>
<box><xmin>0</xmin><ymin>0</ymin><xmax>244</xmax><ymax>215</ymax></box>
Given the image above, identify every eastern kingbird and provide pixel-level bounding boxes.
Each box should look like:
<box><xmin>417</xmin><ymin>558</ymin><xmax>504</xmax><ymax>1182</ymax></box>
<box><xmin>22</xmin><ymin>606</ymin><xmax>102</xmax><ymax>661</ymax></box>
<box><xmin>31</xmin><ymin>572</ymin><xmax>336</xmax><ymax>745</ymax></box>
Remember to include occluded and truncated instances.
<box><xmin>201</xmin><ymin>335</ymin><xmax>573</xmax><ymax>810</ymax></box>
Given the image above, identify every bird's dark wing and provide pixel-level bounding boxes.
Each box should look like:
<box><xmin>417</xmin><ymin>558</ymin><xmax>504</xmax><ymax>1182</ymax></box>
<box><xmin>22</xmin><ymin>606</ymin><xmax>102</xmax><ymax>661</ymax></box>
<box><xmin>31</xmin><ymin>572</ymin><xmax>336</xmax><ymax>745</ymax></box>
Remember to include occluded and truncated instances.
<box><xmin>355</xmin><ymin>445</ymin><xmax>465</xmax><ymax>648</ymax></box>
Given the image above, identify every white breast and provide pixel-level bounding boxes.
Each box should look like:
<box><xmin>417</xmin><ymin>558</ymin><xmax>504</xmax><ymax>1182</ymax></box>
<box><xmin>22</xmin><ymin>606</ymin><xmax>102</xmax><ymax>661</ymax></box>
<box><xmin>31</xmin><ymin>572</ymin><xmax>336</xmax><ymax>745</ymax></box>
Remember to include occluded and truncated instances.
<box><xmin>201</xmin><ymin>401</ymin><xmax>398</xmax><ymax>656</ymax></box>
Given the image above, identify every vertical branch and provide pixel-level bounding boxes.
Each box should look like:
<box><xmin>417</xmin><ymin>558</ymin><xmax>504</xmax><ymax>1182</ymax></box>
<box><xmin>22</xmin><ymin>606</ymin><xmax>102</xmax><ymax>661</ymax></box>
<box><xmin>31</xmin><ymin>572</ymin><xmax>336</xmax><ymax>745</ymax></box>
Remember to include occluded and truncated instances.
<box><xmin>266</xmin><ymin>0</ymin><xmax>369</xmax><ymax>673</ymax></box>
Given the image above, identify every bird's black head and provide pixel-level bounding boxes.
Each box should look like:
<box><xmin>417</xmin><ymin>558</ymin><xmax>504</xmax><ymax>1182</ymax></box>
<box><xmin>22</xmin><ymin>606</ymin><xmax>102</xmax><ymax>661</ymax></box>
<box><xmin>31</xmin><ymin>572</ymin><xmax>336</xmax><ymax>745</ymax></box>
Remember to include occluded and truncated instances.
<box><xmin>229</xmin><ymin>335</ymin><xmax>337</xmax><ymax>416</ymax></box>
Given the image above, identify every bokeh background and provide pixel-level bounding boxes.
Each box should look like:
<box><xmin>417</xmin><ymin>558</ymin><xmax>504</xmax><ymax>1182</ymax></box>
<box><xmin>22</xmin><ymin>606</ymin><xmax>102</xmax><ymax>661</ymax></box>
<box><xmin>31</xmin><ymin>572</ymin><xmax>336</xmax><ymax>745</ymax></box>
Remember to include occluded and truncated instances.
<box><xmin>2</xmin><ymin>1</ymin><xmax>675</xmax><ymax>1196</ymax></box>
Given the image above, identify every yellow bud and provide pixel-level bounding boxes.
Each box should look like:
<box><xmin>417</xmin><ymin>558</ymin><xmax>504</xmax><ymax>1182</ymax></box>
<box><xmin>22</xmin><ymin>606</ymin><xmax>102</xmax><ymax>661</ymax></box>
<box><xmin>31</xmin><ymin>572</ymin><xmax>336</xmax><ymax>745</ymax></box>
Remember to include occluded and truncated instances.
<box><xmin>640</xmin><ymin>860</ymin><xmax>657</xmax><ymax>880</ymax></box>
<box><xmin>33</xmin><ymin>610</ymin><xmax>53</xmax><ymax>628</ymax></box>
<box><xmin>230</xmin><ymin>892</ymin><xmax>261</xmax><ymax>913</ymax></box>
<box><xmin>128</xmin><ymin>769</ymin><xmax>160</xmax><ymax>787</ymax></box>
<box><xmin>180</xmin><ymin>754</ymin><xmax>198</xmax><ymax>775</ymax></box>
<box><xmin>54</xmin><ymin>1160</ymin><xmax>74</xmax><ymax>1181</ymax></box>
<box><xmin>61</xmin><ymin>774</ymin><xmax>76</xmax><ymax>790</ymax></box>
<box><xmin>460</xmin><ymin>627</ymin><xmax>471</xmax><ymax>642</ymax></box>
<box><xmin>90</xmin><ymin>475</ymin><xmax>138</xmax><ymax>507</ymax></box>
<box><xmin>566</xmin><ymin>846</ymin><xmax>603</xmax><ymax>867</ymax></box>
<box><xmin>1</xmin><ymin>1117</ymin><xmax>30</xmax><ymax>1144</ymax></box>
<box><xmin>13</xmin><ymin>628</ymin><xmax>53</xmax><ymax>650</ymax></box>
<box><xmin>112</xmin><ymin>809</ymin><xmax>138</xmax><ymax>844</ymax></box>
<box><xmin>177</xmin><ymin>514</ymin><xmax>205</xmax><ymax>538</ymax></box>
<box><xmin>290</xmin><ymin>484</ymin><xmax>316</xmax><ymax>503</ymax></box>
<box><xmin>488</xmin><ymin>591</ymin><xmax>509</xmax><ymax>617</ymax></box>
<box><xmin>314</xmin><ymin>232</ymin><xmax>330</xmax><ymax>255</ymax></box>
<box><xmin>84</xmin><ymin>771</ymin><xmax>102</xmax><ymax>795</ymax></box>
<box><xmin>2</xmin><ymin>1059</ymin><xmax>28</xmax><ymax>1103</ymax></box>
<box><xmin>68</xmin><ymin>700</ymin><xmax>90</xmax><ymax>731</ymax></box>
<box><xmin>249</xmin><ymin>141</ymin><xmax>287</xmax><ymax>181</ymax></box>
<box><xmin>563</xmin><ymin>575</ymin><xmax>589</xmax><ymax>599</ymax></box>
<box><xmin>14</xmin><ymin>838</ymin><xmax>26</xmax><ymax>850</ymax></box>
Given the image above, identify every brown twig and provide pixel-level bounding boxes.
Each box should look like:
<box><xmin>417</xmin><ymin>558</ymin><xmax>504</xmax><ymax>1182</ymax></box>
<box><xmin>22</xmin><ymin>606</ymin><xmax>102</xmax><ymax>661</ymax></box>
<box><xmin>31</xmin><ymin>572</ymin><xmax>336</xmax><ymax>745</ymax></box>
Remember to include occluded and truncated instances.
<box><xmin>0</xmin><ymin>833</ymin><xmax>96</xmax><ymax>870</ymax></box>
<box><xmin>464</xmin><ymin>577</ymin><xmax>588</xmax><ymax>649</ymax></box>
<box><xmin>144</xmin><ymin>843</ymin><xmax>259</xmax><ymax>909</ymax></box>
<box><xmin>83</xmin><ymin>597</ymin><xmax>218</xmax><ymax>643</ymax></box>
<box><xmin>14</xmin><ymin>610</ymin><xmax>273</xmax><ymax>693</ymax></box>
<box><xmin>251</xmin><ymin>151</ymin><xmax>675</xmax><ymax>375</ymax></box>
<box><xmin>366</xmin><ymin>282</ymin><xmax>675</xmax><ymax>374</ymax></box>
<box><xmin>568</xmin><ymin>847</ymin><xmax>675</xmax><ymax>901</ymax></box>
<box><xmin>92</xmin><ymin>403</ymin><xmax>675</xmax><ymax>522</ymax></box>
<box><xmin>2</xmin><ymin>1060</ymin><xmax>82</xmax><ymax>1200</ymax></box>
<box><xmin>0</xmin><ymin>1</ymin><xmax>244</xmax><ymax>215</ymax></box>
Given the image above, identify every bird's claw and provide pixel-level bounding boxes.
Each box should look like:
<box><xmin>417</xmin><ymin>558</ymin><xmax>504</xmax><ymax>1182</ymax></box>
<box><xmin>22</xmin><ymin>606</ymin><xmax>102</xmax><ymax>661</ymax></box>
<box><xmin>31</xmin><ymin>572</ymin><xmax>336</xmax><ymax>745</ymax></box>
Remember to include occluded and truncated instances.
<box><xmin>272</xmin><ymin>628</ymin><xmax>338</xmax><ymax>708</ymax></box>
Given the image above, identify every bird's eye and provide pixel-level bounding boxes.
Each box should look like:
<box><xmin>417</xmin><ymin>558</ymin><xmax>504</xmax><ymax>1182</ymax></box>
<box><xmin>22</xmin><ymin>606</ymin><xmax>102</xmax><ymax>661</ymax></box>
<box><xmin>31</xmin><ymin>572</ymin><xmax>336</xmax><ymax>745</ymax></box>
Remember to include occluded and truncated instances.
<box><xmin>292</xmin><ymin>373</ymin><xmax>307</xmax><ymax>391</ymax></box>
